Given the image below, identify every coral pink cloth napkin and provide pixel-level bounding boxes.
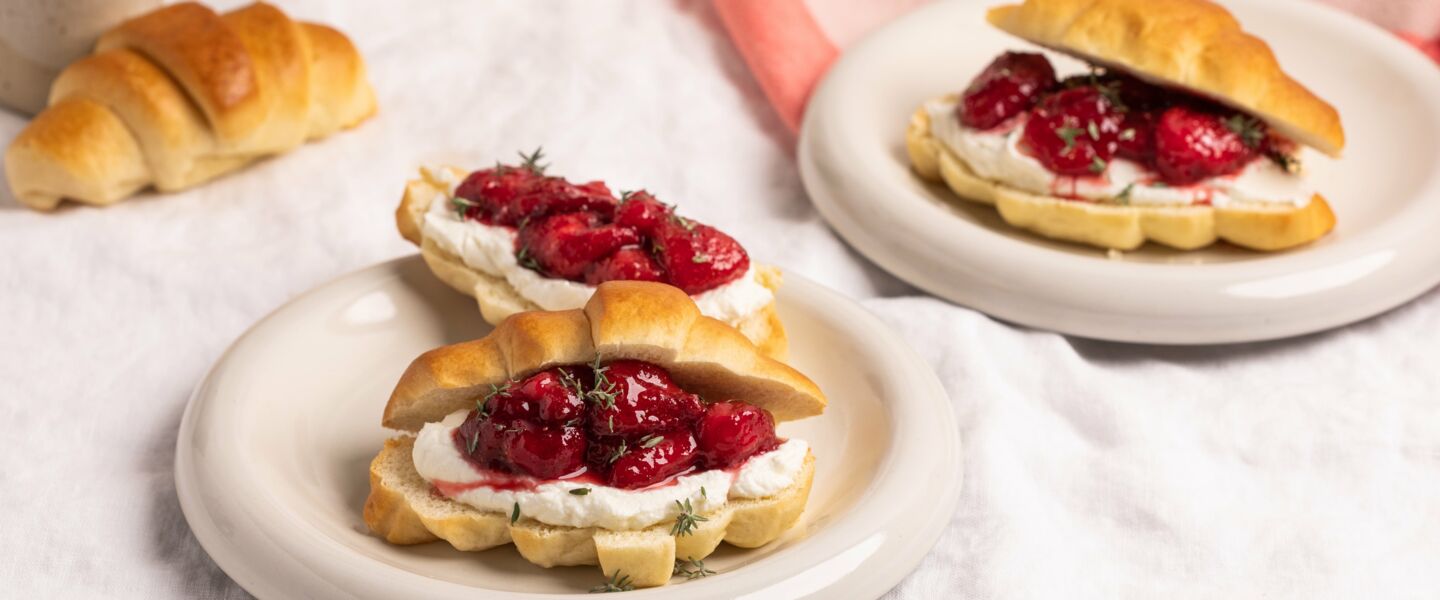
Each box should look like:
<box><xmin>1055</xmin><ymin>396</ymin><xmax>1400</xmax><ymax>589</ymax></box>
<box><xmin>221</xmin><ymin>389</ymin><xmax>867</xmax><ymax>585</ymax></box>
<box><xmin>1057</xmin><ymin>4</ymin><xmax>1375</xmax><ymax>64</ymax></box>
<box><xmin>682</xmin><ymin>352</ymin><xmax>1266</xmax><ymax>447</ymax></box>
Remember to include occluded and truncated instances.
<box><xmin>715</xmin><ymin>0</ymin><xmax>1440</xmax><ymax>133</ymax></box>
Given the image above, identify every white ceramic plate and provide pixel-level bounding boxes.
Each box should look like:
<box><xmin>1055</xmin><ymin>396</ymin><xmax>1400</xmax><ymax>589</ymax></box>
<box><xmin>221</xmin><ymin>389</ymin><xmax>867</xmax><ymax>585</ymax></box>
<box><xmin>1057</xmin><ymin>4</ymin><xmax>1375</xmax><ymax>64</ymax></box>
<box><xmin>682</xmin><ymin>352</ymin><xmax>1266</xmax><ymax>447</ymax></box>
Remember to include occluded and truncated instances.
<box><xmin>174</xmin><ymin>256</ymin><xmax>959</xmax><ymax>599</ymax></box>
<box><xmin>799</xmin><ymin>0</ymin><xmax>1440</xmax><ymax>344</ymax></box>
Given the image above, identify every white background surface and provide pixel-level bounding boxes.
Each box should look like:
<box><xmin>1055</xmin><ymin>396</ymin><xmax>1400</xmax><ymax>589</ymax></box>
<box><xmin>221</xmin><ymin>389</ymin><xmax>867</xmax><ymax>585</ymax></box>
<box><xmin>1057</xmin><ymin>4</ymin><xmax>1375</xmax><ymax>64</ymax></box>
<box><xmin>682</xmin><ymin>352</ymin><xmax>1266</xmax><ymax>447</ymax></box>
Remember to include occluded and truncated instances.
<box><xmin>1</xmin><ymin>1</ymin><xmax>1437</xmax><ymax>598</ymax></box>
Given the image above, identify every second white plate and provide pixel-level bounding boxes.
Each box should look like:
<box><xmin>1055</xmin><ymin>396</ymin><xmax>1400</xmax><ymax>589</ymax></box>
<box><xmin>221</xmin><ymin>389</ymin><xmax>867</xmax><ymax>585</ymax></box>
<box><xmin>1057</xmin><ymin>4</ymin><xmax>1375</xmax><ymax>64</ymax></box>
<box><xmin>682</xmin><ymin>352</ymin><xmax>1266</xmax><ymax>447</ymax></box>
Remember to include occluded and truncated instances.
<box><xmin>799</xmin><ymin>0</ymin><xmax>1440</xmax><ymax>344</ymax></box>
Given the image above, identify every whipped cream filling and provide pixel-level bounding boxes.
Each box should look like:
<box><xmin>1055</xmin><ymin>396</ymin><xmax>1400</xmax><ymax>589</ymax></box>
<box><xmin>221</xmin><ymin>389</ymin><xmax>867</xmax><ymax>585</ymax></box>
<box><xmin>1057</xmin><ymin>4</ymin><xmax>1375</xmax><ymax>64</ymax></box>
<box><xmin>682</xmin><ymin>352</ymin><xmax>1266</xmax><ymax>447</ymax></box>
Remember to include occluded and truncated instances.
<box><xmin>419</xmin><ymin>166</ymin><xmax>774</xmax><ymax>325</ymax></box>
<box><xmin>412</xmin><ymin>410</ymin><xmax>810</xmax><ymax>530</ymax></box>
<box><xmin>925</xmin><ymin>100</ymin><xmax>1315</xmax><ymax>208</ymax></box>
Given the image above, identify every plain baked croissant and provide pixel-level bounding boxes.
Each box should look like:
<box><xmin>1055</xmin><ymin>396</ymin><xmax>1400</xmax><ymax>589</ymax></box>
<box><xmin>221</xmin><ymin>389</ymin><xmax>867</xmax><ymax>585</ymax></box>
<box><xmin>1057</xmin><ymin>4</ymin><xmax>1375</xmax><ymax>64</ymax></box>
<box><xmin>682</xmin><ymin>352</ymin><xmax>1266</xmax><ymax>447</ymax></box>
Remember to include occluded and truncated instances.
<box><xmin>3</xmin><ymin>2</ymin><xmax>376</xmax><ymax>210</ymax></box>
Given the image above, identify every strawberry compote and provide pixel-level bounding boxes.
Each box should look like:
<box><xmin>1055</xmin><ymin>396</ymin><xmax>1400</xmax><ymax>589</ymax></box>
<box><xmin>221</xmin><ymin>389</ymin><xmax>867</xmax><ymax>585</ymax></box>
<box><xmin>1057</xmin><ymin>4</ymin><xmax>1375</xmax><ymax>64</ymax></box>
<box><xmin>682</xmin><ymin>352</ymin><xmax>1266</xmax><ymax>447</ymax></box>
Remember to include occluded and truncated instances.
<box><xmin>451</xmin><ymin>360</ymin><xmax>781</xmax><ymax>490</ymax></box>
<box><xmin>954</xmin><ymin>52</ymin><xmax>1297</xmax><ymax>188</ymax></box>
<box><xmin>449</xmin><ymin>151</ymin><xmax>749</xmax><ymax>295</ymax></box>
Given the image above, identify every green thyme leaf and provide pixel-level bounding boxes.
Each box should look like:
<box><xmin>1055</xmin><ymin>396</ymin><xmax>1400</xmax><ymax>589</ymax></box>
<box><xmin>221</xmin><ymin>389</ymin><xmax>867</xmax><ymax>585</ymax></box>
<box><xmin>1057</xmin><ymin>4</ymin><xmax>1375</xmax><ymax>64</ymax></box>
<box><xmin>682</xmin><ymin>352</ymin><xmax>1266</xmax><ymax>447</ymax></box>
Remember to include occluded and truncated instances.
<box><xmin>589</xmin><ymin>571</ymin><xmax>634</xmax><ymax>593</ymax></box>
<box><xmin>450</xmin><ymin>196</ymin><xmax>478</xmax><ymax>218</ymax></box>
<box><xmin>673</xmin><ymin>557</ymin><xmax>717</xmax><ymax>580</ymax></box>
<box><xmin>485</xmin><ymin>381</ymin><xmax>511</xmax><ymax>402</ymax></box>
<box><xmin>639</xmin><ymin>434</ymin><xmax>664</xmax><ymax>449</ymax></box>
<box><xmin>466</xmin><ymin>431</ymin><xmax>479</xmax><ymax>454</ymax></box>
<box><xmin>516</xmin><ymin>246</ymin><xmax>541</xmax><ymax>271</ymax></box>
<box><xmin>691</xmin><ymin>252</ymin><xmax>710</xmax><ymax>264</ymax></box>
<box><xmin>1266</xmin><ymin>150</ymin><xmax>1300</xmax><ymax>174</ymax></box>
<box><xmin>607</xmin><ymin>440</ymin><xmax>628</xmax><ymax>464</ymax></box>
<box><xmin>1089</xmin><ymin>156</ymin><xmax>1108</xmax><ymax>174</ymax></box>
<box><xmin>518</xmin><ymin>147</ymin><xmax>548</xmax><ymax>175</ymax></box>
<box><xmin>586</xmin><ymin>356</ymin><xmax>618</xmax><ymax>409</ymax></box>
<box><xmin>1056</xmin><ymin>126</ymin><xmax>1083</xmax><ymax>153</ymax></box>
<box><xmin>569</xmin><ymin>488</ymin><xmax>591</xmax><ymax>496</ymax></box>
<box><xmin>559</xmin><ymin>368</ymin><xmax>586</xmax><ymax>398</ymax></box>
<box><xmin>1086</xmin><ymin>121</ymin><xmax>1100</xmax><ymax>141</ymax></box>
<box><xmin>1115</xmin><ymin>182</ymin><xmax>1135</xmax><ymax>206</ymax></box>
<box><xmin>1223</xmin><ymin>114</ymin><xmax>1265</xmax><ymax>149</ymax></box>
<box><xmin>510</xmin><ymin>502</ymin><xmax>521</xmax><ymax>524</ymax></box>
<box><xmin>1119</xmin><ymin>128</ymin><xmax>1136</xmax><ymax>141</ymax></box>
<box><xmin>668</xmin><ymin>212</ymin><xmax>696</xmax><ymax>232</ymax></box>
<box><xmin>670</xmin><ymin>498</ymin><xmax>709</xmax><ymax>537</ymax></box>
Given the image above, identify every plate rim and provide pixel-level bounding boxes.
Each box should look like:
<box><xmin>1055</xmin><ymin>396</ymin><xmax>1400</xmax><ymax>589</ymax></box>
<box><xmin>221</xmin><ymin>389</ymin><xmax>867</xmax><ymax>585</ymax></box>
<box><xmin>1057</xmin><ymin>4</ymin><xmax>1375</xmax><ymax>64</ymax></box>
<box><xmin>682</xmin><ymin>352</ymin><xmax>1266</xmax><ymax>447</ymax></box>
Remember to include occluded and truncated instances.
<box><xmin>798</xmin><ymin>0</ymin><xmax>1440</xmax><ymax>344</ymax></box>
<box><xmin>174</xmin><ymin>255</ymin><xmax>962</xmax><ymax>599</ymax></box>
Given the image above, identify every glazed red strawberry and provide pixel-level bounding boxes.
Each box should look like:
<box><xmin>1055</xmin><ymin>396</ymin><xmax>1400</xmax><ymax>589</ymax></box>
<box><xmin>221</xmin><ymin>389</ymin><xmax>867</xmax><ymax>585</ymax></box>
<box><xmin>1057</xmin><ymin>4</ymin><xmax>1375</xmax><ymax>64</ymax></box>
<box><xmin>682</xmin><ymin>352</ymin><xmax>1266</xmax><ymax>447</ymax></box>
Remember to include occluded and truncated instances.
<box><xmin>1020</xmin><ymin>87</ymin><xmax>1125</xmax><ymax>177</ymax></box>
<box><xmin>1061</xmin><ymin>72</ymin><xmax>1166</xmax><ymax>112</ymax></box>
<box><xmin>586</xmin><ymin>360</ymin><xmax>703</xmax><ymax>439</ymax></box>
<box><xmin>696</xmin><ymin>400</ymin><xmax>777</xmax><ymax>468</ymax></box>
<box><xmin>506</xmin><ymin>425</ymin><xmax>588</xmax><ymax>479</ymax></box>
<box><xmin>605</xmin><ymin>430</ymin><xmax>699</xmax><ymax>489</ymax></box>
<box><xmin>584</xmin><ymin>247</ymin><xmax>665</xmax><ymax>285</ymax></box>
<box><xmin>959</xmin><ymin>51</ymin><xmax>1057</xmax><ymax>130</ymax></box>
<box><xmin>485</xmin><ymin>388</ymin><xmax>535</xmax><ymax>422</ymax></box>
<box><xmin>1115</xmin><ymin>110</ymin><xmax>1156</xmax><ymax>163</ymax></box>
<box><xmin>454</xmin><ymin>412</ymin><xmax>514</xmax><ymax>470</ymax></box>
<box><xmin>1153</xmin><ymin>105</ymin><xmax>1262</xmax><ymax>184</ymax></box>
<box><xmin>515</xmin><ymin>368</ymin><xmax>586</xmax><ymax>423</ymax></box>
<box><xmin>453</xmin><ymin>166</ymin><xmax>545</xmax><ymax>224</ymax></box>
<box><xmin>517</xmin><ymin>212</ymin><xmax>642</xmax><ymax>280</ymax></box>
<box><xmin>614</xmin><ymin>191</ymin><xmax>671</xmax><ymax>237</ymax></box>
<box><xmin>653</xmin><ymin>222</ymin><xmax>750</xmax><ymax>295</ymax></box>
<box><xmin>507</xmin><ymin>177</ymin><xmax>617</xmax><ymax>224</ymax></box>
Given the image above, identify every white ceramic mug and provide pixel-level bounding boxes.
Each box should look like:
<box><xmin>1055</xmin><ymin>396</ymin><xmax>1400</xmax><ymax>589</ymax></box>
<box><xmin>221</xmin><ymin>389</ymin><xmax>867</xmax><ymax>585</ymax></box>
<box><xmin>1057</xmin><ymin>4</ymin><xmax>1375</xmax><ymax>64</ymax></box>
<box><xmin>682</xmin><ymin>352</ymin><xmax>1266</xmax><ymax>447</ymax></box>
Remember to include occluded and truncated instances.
<box><xmin>0</xmin><ymin>0</ymin><xmax>161</xmax><ymax>115</ymax></box>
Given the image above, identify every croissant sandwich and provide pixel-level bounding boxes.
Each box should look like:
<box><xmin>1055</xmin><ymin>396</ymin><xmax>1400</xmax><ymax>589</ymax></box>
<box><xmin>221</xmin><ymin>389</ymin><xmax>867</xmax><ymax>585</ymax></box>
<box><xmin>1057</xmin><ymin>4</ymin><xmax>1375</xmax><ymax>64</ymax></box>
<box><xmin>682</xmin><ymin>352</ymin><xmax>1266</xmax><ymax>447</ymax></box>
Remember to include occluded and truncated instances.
<box><xmin>397</xmin><ymin>156</ymin><xmax>788</xmax><ymax>358</ymax></box>
<box><xmin>906</xmin><ymin>0</ymin><xmax>1344</xmax><ymax>251</ymax></box>
<box><xmin>363</xmin><ymin>281</ymin><xmax>826</xmax><ymax>589</ymax></box>
<box><xmin>4</xmin><ymin>2</ymin><xmax>376</xmax><ymax>210</ymax></box>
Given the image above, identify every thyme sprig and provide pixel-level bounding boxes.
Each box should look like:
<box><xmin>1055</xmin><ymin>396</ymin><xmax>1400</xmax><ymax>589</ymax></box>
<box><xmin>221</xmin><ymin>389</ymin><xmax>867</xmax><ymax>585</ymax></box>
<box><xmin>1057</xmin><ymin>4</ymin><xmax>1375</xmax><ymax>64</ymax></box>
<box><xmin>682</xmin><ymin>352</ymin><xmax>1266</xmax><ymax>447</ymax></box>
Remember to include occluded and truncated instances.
<box><xmin>586</xmin><ymin>356</ymin><xmax>618</xmax><ymax>409</ymax></box>
<box><xmin>516</xmin><ymin>246</ymin><xmax>541</xmax><ymax>271</ymax></box>
<box><xmin>1056</xmin><ymin>126</ymin><xmax>1083</xmax><ymax>153</ymax></box>
<box><xmin>485</xmin><ymin>381</ymin><xmax>512</xmax><ymax>403</ymax></box>
<box><xmin>673</xmin><ymin>557</ymin><xmax>716</xmax><ymax>580</ymax></box>
<box><xmin>518</xmin><ymin>147</ymin><xmax>549</xmax><ymax>175</ymax></box>
<box><xmin>1115</xmin><ymin>182</ymin><xmax>1135</xmax><ymax>206</ymax></box>
<box><xmin>559</xmin><ymin>368</ymin><xmax>586</xmax><ymax>398</ymax></box>
<box><xmin>661</xmin><ymin>202</ymin><xmax>697</xmax><ymax>232</ymax></box>
<box><xmin>1223</xmin><ymin>114</ymin><xmax>1265</xmax><ymax>149</ymax></box>
<box><xmin>589</xmin><ymin>571</ymin><xmax>634</xmax><ymax>593</ymax></box>
<box><xmin>451</xmin><ymin>196</ymin><xmax>478</xmax><ymax>218</ymax></box>
<box><xmin>606</xmin><ymin>440</ymin><xmax>628</xmax><ymax>465</ymax></box>
<box><xmin>1266</xmin><ymin>150</ymin><xmax>1301</xmax><ymax>174</ymax></box>
<box><xmin>670</xmin><ymin>498</ymin><xmax>708</xmax><ymax>537</ymax></box>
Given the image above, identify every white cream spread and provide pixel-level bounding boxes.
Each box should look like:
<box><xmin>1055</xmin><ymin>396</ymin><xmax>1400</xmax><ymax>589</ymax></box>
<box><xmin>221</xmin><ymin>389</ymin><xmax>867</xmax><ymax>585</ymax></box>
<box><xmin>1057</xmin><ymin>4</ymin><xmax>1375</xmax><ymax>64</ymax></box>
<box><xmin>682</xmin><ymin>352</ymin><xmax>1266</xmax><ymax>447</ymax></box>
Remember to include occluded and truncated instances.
<box><xmin>925</xmin><ymin>99</ymin><xmax>1314</xmax><ymax>208</ymax></box>
<box><xmin>419</xmin><ymin>166</ymin><xmax>774</xmax><ymax>324</ymax></box>
<box><xmin>412</xmin><ymin>410</ymin><xmax>810</xmax><ymax>530</ymax></box>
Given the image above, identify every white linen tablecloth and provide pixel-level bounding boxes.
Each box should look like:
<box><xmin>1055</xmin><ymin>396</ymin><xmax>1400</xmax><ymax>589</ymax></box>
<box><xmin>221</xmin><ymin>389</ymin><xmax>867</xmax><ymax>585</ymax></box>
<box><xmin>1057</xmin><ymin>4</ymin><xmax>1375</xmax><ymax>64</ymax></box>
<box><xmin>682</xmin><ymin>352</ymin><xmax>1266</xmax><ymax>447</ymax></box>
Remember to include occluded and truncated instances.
<box><xmin>2</xmin><ymin>1</ymin><xmax>1436</xmax><ymax>598</ymax></box>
